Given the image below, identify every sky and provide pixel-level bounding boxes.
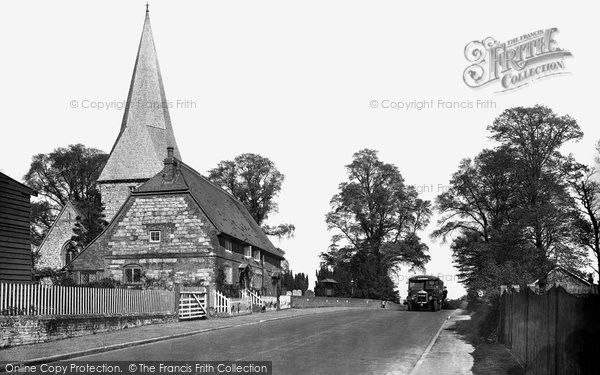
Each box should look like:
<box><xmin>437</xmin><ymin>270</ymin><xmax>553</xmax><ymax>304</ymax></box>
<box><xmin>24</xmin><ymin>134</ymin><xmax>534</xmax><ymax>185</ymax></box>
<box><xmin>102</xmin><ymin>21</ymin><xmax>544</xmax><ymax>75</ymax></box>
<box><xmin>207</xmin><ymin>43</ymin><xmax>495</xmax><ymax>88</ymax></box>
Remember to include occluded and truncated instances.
<box><xmin>1</xmin><ymin>1</ymin><xmax>599</xmax><ymax>299</ymax></box>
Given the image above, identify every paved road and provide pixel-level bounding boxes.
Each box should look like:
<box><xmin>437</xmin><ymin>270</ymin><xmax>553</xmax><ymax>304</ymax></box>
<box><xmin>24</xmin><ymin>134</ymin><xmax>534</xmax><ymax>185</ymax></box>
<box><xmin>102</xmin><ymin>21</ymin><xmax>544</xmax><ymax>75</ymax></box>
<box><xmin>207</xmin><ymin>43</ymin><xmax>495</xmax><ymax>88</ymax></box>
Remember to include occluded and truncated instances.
<box><xmin>76</xmin><ymin>308</ymin><xmax>454</xmax><ymax>375</ymax></box>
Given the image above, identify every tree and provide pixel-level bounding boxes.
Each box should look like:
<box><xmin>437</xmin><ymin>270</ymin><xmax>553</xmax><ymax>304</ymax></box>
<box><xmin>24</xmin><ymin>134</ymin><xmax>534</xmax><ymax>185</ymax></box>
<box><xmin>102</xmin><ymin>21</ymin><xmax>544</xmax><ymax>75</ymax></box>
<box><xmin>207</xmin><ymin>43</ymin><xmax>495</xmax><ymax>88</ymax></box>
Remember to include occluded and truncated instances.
<box><xmin>71</xmin><ymin>189</ymin><xmax>108</xmax><ymax>248</ymax></box>
<box><xmin>435</xmin><ymin>105</ymin><xmax>588</xmax><ymax>295</ymax></box>
<box><xmin>281</xmin><ymin>270</ymin><xmax>309</xmax><ymax>293</ymax></box>
<box><xmin>323</xmin><ymin>149</ymin><xmax>432</xmax><ymax>299</ymax></box>
<box><xmin>30</xmin><ymin>200</ymin><xmax>57</xmax><ymax>247</ymax></box>
<box><xmin>566</xmin><ymin>164</ymin><xmax>600</xmax><ymax>280</ymax></box>
<box><xmin>24</xmin><ymin>144</ymin><xmax>108</xmax><ymax>247</ymax></box>
<box><xmin>208</xmin><ymin>153</ymin><xmax>295</xmax><ymax>239</ymax></box>
<box><xmin>488</xmin><ymin>105</ymin><xmax>584</xmax><ymax>279</ymax></box>
<box><xmin>293</xmin><ymin>272</ymin><xmax>309</xmax><ymax>292</ymax></box>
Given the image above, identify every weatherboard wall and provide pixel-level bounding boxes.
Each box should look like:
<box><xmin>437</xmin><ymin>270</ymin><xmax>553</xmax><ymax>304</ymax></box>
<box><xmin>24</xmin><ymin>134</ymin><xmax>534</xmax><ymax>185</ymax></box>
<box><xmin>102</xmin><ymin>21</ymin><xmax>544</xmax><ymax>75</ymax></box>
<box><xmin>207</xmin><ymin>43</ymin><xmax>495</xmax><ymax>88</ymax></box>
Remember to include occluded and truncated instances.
<box><xmin>0</xmin><ymin>173</ymin><xmax>35</xmax><ymax>282</ymax></box>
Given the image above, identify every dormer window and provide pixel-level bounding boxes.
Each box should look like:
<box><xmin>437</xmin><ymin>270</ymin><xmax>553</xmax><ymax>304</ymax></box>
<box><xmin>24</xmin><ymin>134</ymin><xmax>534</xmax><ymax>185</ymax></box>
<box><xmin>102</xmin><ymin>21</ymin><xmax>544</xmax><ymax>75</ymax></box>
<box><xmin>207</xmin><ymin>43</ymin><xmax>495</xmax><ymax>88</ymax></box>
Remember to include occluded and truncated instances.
<box><xmin>149</xmin><ymin>230</ymin><xmax>161</xmax><ymax>243</ymax></box>
<box><xmin>223</xmin><ymin>239</ymin><xmax>233</xmax><ymax>252</ymax></box>
<box><xmin>244</xmin><ymin>246</ymin><xmax>252</xmax><ymax>258</ymax></box>
<box><xmin>253</xmin><ymin>249</ymin><xmax>261</xmax><ymax>261</ymax></box>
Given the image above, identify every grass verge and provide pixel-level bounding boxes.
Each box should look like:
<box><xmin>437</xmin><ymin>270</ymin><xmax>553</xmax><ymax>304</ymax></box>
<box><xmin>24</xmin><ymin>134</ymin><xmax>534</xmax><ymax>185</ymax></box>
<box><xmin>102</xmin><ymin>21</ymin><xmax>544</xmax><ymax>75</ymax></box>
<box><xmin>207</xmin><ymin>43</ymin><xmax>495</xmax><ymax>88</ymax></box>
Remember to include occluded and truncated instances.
<box><xmin>449</xmin><ymin>308</ymin><xmax>524</xmax><ymax>375</ymax></box>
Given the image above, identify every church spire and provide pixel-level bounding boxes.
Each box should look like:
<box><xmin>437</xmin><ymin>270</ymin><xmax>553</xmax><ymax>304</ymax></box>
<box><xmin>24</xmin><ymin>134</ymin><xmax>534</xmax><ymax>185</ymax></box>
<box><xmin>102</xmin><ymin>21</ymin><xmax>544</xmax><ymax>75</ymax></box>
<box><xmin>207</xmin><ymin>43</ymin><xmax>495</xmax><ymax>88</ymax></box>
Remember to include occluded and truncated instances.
<box><xmin>98</xmin><ymin>8</ymin><xmax>181</xmax><ymax>184</ymax></box>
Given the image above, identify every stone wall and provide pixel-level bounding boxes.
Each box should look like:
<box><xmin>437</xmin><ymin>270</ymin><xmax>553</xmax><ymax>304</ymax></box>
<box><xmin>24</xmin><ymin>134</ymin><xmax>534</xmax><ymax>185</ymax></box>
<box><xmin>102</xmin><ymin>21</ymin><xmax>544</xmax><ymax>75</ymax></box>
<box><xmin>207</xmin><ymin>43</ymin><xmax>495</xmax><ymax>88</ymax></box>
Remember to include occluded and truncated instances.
<box><xmin>214</xmin><ymin>247</ymin><xmax>281</xmax><ymax>297</ymax></box>
<box><xmin>99</xmin><ymin>181</ymin><xmax>143</xmax><ymax>223</ymax></box>
<box><xmin>71</xmin><ymin>193</ymin><xmax>220</xmax><ymax>288</ymax></box>
<box><xmin>291</xmin><ymin>296</ymin><xmax>386</xmax><ymax>309</ymax></box>
<box><xmin>36</xmin><ymin>203</ymin><xmax>80</xmax><ymax>270</ymax></box>
<box><xmin>0</xmin><ymin>313</ymin><xmax>176</xmax><ymax>348</ymax></box>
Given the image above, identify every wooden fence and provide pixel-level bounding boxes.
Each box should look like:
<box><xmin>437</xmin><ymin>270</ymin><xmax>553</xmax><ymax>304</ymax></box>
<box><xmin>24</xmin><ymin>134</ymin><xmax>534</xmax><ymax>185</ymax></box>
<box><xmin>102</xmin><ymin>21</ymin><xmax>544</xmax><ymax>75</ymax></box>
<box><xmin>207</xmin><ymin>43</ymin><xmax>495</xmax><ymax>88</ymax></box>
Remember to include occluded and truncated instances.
<box><xmin>178</xmin><ymin>288</ymin><xmax>207</xmax><ymax>320</ymax></box>
<box><xmin>499</xmin><ymin>286</ymin><xmax>600</xmax><ymax>375</ymax></box>
<box><xmin>213</xmin><ymin>290</ymin><xmax>231</xmax><ymax>314</ymax></box>
<box><xmin>0</xmin><ymin>282</ymin><xmax>176</xmax><ymax>316</ymax></box>
<box><xmin>241</xmin><ymin>288</ymin><xmax>263</xmax><ymax>307</ymax></box>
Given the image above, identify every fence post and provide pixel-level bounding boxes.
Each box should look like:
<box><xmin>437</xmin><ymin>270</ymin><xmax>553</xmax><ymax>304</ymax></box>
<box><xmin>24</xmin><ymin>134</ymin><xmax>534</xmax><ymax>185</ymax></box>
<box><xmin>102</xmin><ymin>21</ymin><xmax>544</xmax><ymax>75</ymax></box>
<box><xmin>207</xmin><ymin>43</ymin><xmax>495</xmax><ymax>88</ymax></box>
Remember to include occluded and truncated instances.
<box><xmin>554</xmin><ymin>286</ymin><xmax>560</xmax><ymax>375</ymax></box>
<box><xmin>173</xmin><ymin>284</ymin><xmax>180</xmax><ymax>318</ymax></box>
<box><xmin>206</xmin><ymin>286</ymin><xmax>211</xmax><ymax>314</ymax></box>
<box><xmin>524</xmin><ymin>288</ymin><xmax>529</xmax><ymax>371</ymax></box>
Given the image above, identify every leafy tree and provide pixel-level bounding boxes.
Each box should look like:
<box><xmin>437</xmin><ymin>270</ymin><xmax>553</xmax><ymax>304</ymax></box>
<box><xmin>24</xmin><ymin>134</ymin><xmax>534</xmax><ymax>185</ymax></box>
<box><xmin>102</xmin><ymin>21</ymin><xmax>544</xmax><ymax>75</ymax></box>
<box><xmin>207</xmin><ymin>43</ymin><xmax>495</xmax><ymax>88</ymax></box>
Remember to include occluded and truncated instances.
<box><xmin>71</xmin><ymin>189</ymin><xmax>108</xmax><ymax>248</ymax></box>
<box><xmin>24</xmin><ymin>144</ymin><xmax>108</xmax><ymax>247</ymax></box>
<box><xmin>281</xmin><ymin>270</ymin><xmax>294</xmax><ymax>292</ymax></box>
<box><xmin>30</xmin><ymin>200</ymin><xmax>57</xmax><ymax>248</ymax></box>
<box><xmin>566</xmin><ymin>163</ymin><xmax>600</xmax><ymax>281</ymax></box>
<box><xmin>293</xmin><ymin>272</ymin><xmax>309</xmax><ymax>292</ymax></box>
<box><xmin>435</xmin><ymin>105</ymin><xmax>588</xmax><ymax>295</ymax></box>
<box><xmin>488</xmin><ymin>105</ymin><xmax>583</xmax><ymax>278</ymax></box>
<box><xmin>208</xmin><ymin>153</ymin><xmax>295</xmax><ymax>239</ymax></box>
<box><xmin>281</xmin><ymin>270</ymin><xmax>309</xmax><ymax>293</ymax></box>
<box><xmin>323</xmin><ymin>149</ymin><xmax>431</xmax><ymax>299</ymax></box>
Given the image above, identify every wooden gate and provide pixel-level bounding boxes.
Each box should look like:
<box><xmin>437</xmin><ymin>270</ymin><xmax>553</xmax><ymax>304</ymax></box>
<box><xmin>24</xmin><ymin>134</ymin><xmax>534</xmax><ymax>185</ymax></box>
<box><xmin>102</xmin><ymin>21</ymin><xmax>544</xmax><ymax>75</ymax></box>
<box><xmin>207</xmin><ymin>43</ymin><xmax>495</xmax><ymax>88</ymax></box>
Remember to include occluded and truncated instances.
<box><xmin>178</xmin><ymin>289</ymin><xmax>207</xmax><ymax>320</ymax></box>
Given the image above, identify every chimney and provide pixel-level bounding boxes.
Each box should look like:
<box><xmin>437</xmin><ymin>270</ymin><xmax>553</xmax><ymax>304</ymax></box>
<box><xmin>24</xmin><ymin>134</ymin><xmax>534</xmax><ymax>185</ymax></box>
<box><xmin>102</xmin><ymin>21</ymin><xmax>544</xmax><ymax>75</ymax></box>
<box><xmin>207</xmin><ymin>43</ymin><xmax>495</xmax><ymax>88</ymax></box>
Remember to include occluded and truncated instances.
<box><xmin>163</xmin><ymin>146</ymin><xmax>176</xmax><ymax>182</ymax></box>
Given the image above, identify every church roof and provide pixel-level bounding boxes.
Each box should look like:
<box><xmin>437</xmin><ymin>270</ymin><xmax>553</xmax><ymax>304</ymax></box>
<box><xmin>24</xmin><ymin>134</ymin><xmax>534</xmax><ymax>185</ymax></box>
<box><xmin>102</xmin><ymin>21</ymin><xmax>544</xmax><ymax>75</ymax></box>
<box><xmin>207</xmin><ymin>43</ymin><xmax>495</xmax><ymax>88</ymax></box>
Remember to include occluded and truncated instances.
<box><xmin>135</xmin><ymin>159</ymin><xmax>284</xmax><ymax>258</ymax></box>
<box><xmin>98</xmin><ymin>10</ymin><xmax>180</xmax><ymax>182</ymax></box>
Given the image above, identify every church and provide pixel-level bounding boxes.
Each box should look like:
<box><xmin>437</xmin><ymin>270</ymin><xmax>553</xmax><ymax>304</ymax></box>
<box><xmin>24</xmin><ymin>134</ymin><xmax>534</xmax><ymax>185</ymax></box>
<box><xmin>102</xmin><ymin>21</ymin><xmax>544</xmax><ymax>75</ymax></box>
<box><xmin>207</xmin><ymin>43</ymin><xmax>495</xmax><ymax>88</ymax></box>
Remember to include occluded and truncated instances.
<box><xmin>67</xmin><ymin>9</ymin><xmax>284</xmax><ymax>296</ymax></box>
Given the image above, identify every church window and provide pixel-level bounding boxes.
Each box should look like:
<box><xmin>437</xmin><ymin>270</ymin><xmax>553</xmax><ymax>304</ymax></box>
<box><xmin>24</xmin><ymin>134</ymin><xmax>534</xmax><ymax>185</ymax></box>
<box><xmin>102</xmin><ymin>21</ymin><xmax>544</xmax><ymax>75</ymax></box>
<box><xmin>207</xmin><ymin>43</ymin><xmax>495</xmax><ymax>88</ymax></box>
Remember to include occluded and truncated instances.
<box><xmin>149</xmin><ymin>230</ymin><xmax>161</xmax><ymax>243</ymax></box>
<box><xmin>63</xmin><ymin>241</ymin><xmax>78</xmax><ymax>266</ymax></box>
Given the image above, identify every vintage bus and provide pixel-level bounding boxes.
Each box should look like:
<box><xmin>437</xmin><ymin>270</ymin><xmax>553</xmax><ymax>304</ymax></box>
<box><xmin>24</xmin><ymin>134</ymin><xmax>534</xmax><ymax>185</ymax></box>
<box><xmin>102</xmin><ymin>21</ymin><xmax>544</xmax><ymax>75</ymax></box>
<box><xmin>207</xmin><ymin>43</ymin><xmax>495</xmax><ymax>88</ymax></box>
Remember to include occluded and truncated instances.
<box><xmin>406</xmin><ymin>275</ymin><xmax>444</xmax><ymax>311</ymax></box>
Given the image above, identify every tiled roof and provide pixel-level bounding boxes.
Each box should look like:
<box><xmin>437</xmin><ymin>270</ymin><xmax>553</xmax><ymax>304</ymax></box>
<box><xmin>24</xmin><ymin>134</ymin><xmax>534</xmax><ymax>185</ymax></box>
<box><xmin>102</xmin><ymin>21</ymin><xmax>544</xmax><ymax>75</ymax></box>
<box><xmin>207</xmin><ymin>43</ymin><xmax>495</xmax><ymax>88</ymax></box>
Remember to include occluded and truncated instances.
<box><xmin>135</xmin><ymin>160</ymin><xmax>284</xmax><ymax>258</ymax></box>
<box><xmin>98</xmin><ymin>11</ymin><xmax>180</xmax><ymax>182</ymax></box>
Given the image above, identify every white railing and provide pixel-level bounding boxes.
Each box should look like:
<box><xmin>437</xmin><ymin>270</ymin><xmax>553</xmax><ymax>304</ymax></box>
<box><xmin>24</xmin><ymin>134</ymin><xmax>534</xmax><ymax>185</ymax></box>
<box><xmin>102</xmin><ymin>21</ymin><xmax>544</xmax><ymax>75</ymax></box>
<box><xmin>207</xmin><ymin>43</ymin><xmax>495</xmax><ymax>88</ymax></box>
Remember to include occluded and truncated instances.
<box><xmin>213</xmin><ymin>290</ymin><xmax>231</xmax><ymax>314</ymax></box>
<box><xmin>0</xmin><ymin>282</ymin><xmax>175</xmax><ymax>316</ymax></box>
<box><xmin>241</xmin><ymin>288</ymin><xmax>263</xmax><ymax>307</ymax></box>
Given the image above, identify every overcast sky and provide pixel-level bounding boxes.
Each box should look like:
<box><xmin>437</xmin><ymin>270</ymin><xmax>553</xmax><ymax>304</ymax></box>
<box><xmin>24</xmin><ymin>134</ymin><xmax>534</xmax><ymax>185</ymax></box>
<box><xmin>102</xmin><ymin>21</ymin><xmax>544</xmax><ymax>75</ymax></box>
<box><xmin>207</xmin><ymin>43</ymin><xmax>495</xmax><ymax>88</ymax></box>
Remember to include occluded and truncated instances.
<box><xmin>2</xmin><ymin>1</ymin><xmax>599</xmax><ymax>298</ymax></box>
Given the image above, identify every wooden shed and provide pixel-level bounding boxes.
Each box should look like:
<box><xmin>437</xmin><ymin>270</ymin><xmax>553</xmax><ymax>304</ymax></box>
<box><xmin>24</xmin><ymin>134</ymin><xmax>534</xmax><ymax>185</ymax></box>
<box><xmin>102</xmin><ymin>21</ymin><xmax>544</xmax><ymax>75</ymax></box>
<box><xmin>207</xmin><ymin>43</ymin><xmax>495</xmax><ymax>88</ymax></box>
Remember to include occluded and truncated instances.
<box><xmin>0</xmin><ymin>172</ymin><xmax>37</xmax><ymax>282</ymax></box>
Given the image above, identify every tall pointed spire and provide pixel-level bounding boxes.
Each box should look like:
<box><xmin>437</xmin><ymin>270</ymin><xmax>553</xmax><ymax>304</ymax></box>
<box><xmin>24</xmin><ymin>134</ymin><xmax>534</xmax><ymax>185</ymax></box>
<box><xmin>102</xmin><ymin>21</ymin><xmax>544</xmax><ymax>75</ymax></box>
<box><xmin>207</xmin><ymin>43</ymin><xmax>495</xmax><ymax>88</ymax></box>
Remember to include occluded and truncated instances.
<box><xmin>98</xmin><ymin>8</ymin><xmax>181</xmax><ymax>183</ymax></box>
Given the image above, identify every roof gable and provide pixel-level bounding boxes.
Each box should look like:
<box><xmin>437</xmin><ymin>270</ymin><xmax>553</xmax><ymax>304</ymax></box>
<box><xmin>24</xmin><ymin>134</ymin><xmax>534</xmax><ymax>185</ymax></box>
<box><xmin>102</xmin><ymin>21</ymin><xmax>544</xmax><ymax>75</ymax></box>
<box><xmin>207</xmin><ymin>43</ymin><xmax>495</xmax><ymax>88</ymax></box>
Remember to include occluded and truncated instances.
<box><xmin>36</xmin><ymin>201</ymin><xmax>82</xmax><ymax>254</ymax></box>
<box><xmin>135</xmin><ymin>160</ymin><xmax>283</xmax><ymax>258</ymax></box>
<box><xmin>548</xmin><ymin>266</ymin><xmax>591</xmax><ymax>286</ymax></box>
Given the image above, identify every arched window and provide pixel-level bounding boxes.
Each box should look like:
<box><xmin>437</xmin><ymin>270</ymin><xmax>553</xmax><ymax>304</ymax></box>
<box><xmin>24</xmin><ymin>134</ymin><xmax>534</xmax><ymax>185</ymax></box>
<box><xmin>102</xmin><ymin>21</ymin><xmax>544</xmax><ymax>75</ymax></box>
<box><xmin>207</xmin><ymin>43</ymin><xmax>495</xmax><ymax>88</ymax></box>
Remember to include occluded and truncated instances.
<box><xmin>62</xmin><ymin>241</ymin><xmax>78</xmax><ymax>266</ymax></box>
<box><xmin>124</xmin><ymin>265</ymin><xmax>142</xmax><ymax>284</ymax></box>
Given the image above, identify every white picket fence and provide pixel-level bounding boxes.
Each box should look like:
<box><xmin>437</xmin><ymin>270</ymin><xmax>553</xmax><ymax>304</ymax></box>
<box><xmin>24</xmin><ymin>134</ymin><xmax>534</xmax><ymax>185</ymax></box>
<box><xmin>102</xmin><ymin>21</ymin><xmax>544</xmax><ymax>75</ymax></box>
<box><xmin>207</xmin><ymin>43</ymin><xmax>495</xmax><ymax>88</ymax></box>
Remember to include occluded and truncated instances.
<box><xmin>0</xmin><ymin>282</ymin><xmax>175</xmax><ymax>316</ymax></box>
<box><xmin>241</xmin><ymin>288</ymin><xmax>263</xmax><ymax>307</ymax></box>
<box><xmin>213</xmin><ymin>290</ymin><xmax>231</xmax><ymax>314</ymax></box>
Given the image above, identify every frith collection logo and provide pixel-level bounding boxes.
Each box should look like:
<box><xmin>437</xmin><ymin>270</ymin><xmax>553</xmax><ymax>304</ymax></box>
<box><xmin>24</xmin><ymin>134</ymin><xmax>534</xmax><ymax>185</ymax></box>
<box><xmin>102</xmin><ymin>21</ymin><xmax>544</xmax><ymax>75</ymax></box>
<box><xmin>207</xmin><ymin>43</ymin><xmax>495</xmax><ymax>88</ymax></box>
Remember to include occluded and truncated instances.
<box><xmin>463</xmin><ymin>28</ymin><xmax>572</xmax><ymax>92</ymax></box>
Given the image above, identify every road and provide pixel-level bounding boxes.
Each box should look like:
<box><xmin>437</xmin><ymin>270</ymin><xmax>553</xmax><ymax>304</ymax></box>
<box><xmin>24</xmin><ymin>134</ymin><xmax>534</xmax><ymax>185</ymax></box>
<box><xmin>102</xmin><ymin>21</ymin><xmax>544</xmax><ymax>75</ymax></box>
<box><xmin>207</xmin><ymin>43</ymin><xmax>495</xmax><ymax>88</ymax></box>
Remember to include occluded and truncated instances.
<box><xmin>76</xmin><ymin>308</ymin><xmax>454</xmax><ymax>375</ymax></box>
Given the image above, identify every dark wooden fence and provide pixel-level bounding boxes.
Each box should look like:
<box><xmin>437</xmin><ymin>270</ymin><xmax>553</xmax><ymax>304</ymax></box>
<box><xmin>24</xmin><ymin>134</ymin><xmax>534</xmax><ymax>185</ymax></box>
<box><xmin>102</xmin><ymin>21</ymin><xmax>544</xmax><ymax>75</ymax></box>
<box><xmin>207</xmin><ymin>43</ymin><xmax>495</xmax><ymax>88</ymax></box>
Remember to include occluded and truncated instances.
<box><xmin>499</xmin><ymin>286</ymin><xmax>600</xmax><ymax>374</ymax></box>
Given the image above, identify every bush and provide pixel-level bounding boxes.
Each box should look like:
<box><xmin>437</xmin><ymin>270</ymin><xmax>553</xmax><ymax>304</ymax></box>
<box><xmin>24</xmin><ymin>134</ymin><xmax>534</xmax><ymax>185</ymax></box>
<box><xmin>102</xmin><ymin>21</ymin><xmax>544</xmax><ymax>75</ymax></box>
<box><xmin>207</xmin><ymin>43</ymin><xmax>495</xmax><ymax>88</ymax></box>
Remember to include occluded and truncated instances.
<box><xmin>443</xmin><ymin>298</ymin><xmax>464</xmax><ymax>309</ymax></box>
<box><xmin>463</xmin><ymin>298</ymin><xmax>500</xmax><ymax>342</ymax></box>
<box><xmin>35</xmin><ymin>268</ymin><xmax>77</xmax><ymax>286</ymax></box>
<box><xmin>85</xmin><ymin>278</ymin><xmax>121</xmax><ymax>288</ymax></box>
